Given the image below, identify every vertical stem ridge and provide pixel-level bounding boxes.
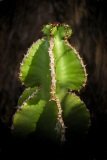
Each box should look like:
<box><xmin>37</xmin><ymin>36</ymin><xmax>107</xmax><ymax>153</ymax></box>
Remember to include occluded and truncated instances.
<box><xmin>49</xmin><ymin>37</ymin><xmax>56</xmax><ymax>100</ymax></box>
<box><xmin>49</xmin><ymin>37</ymin><xmax>66</xmax><ymax>142</ymax></box>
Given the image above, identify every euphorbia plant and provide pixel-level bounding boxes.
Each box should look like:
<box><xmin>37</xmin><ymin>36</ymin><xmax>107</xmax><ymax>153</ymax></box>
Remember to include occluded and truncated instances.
<box><xmin>12</xmin><ymin>23</ymin><xmax>90</xmax><ymax>142</ymax></box>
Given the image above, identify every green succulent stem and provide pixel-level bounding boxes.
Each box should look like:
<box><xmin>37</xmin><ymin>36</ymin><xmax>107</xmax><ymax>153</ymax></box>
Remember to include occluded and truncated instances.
<box><xmin>12</xmin><ymin>23</ymin><xmax>90</xmax><ymax>142</ymax></box>
<box><xmin>49</xmin><ymin>37</ymin><xmax>66</xmax><ymax>142</ymax></box>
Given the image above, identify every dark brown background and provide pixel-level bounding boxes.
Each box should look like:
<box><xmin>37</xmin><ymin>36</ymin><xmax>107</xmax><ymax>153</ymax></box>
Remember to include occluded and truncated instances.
<box><xmin>0</xmin><ymin>0</ymin><xmax>107</xmax><ymax>159</ymax></box>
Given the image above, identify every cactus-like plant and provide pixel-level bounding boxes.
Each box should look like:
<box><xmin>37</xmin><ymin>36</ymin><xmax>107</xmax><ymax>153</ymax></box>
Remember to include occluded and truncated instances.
<box><xmin>12</xmin><ymin>23</ymin><xmax>90</xmax><ymax>142</ymax></box>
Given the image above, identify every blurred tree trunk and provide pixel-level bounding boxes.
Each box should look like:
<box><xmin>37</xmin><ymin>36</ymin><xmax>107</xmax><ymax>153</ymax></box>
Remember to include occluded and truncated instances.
<box><xmin>0</xmin><ymin>0</ymin><xmax>107</xmax><ymax>127</ymax></box>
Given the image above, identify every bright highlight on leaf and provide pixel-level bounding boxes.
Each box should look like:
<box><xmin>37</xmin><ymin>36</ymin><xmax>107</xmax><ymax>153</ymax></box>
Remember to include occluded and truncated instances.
<box><xmin>12</xmin><ymin>23</ymin><xmax>90</xmax><ymax>142</ymax></box>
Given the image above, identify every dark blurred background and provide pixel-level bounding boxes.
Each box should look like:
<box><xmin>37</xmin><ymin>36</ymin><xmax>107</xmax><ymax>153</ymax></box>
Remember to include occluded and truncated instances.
<box><xmin>0</xmin><ymin>0</ymin><xmax>107</xmax><ymax>159</ymax></box>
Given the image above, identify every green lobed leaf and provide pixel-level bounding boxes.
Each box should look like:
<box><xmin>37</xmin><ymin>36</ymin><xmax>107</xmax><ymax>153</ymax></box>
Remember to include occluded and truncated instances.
<box><xmin>62</xmin><ymin>93</ymin><xmax>90</xmax><ymax>135</ymax></box>
<box><xmin>20</xmin><ymin>38</ymin><xmax>51</xmax><ymax>93</ymax></box>
<box><xmin>13</xmin><ymin>91</ymin><xmax>46</xmax><ymax>136</ymax></box>
<box><xmin>53</xmin><ymin>36</ymin><xmax>87</xmax><ymax>91</ymax></box>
